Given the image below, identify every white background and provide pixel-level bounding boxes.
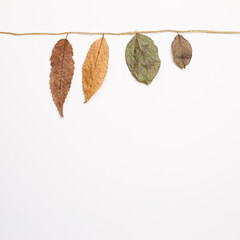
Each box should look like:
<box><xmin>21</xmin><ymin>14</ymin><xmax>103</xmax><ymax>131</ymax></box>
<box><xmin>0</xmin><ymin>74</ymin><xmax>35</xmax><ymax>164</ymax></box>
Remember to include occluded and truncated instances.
<box><xmin>0</xmin><ymin>0</ymin><xmax>240</xmax><ymax>239</ymax></box>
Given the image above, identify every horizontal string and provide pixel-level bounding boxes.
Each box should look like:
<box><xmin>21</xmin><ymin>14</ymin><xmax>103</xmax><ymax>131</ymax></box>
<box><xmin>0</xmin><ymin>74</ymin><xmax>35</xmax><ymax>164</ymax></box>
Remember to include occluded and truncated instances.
<box><xmin>1</xmin><ymin>29</ymin><xmax>240</xmax><ymax>36</ymax></box>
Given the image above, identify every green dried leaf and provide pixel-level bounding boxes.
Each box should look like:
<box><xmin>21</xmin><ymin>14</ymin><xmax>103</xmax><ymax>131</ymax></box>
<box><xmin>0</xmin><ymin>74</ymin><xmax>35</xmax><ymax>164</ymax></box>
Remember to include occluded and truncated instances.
<box><xmin>125</xmin><ymin>33</ymin><xmax>161</xmax><ymax>85</ymax></box>
<box><xmin>172</xmin><ymin>34</ymin><xmax>192</xmax><ymax>69</ymax></box>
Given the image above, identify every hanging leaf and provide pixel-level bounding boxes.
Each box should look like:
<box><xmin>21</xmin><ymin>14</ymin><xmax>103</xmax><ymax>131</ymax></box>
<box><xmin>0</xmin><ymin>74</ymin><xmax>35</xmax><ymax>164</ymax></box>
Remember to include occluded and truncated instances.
<box><xmin>172</xmin><ymin>34</ymin><xmax>192</xmax><ymax>69</ymax></box>
<box><xmin>82</xmin><ymin>36</ymin><xmax>109</xmax><ymax>103</ymax></box>
<box><xmin>50</xmin><ymin>38</ymin><xmax>75</xmax><ymax>117</ymax></box>
<box><xmin>125</xmin><ymin>33</ymin><xmax>161</xmax><ymax>85</ymax></box>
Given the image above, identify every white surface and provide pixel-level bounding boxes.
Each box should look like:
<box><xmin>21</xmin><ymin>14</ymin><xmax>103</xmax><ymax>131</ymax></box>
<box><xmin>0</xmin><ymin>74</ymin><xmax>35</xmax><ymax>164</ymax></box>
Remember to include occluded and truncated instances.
<box><xmin>0</xmin><ymin>0</ymin><xmax>240</xmax><ymax>239</ymax></box>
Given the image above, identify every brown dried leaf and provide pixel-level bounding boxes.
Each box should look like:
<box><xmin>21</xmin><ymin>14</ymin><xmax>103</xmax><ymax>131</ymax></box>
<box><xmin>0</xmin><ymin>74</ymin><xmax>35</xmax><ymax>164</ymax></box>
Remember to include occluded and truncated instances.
<box><xmin>50</xmin><ymin>38</ymin><xmax>75</xmax><ymax>117</ymax></box>
<box><xmin>172</xmin><ymin>34</ymin><xmax>192</xmax><ymax>69</ymax></box>
<box><xmin>82</xmin><ymin>36</ymin><xmax>109</xmax><ymax>103</ymax></box>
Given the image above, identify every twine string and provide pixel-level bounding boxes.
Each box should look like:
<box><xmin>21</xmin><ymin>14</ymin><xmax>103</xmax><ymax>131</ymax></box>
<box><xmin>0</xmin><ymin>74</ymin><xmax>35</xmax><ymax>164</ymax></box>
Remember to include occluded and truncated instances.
<box><xmin>0</xmin><ymin>29</ymin><xmax>240</xmax><ymax>36</ymax></box>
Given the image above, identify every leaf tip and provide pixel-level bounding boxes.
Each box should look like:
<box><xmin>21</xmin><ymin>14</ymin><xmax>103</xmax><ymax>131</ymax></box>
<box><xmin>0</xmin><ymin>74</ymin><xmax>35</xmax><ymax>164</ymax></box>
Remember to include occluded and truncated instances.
<box><xmin>58</xmin><ymin>108</ymin><xmax>64</xmax><ymax>118</ymax></box>
<box><xmin>84</xmin><ymin>97</ymin><xmax>89</xmax><ymax>104</ymax></box>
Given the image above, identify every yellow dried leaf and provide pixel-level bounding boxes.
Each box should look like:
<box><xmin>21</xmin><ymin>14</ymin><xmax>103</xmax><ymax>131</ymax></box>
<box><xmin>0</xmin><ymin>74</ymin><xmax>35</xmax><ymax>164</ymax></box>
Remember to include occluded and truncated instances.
<box><xmin>50</xmin><ymin>38</ymin><xmax>75</xmax><ymax>117</ymax></box>
<box><xmin>82</xmin><ymin>36</ymin><xmax>109</xmax><ymax>103</ymax></box>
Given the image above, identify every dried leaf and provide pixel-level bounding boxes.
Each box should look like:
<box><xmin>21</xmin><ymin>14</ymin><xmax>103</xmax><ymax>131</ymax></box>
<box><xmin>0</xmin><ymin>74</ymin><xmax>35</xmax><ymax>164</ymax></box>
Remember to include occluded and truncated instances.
<box><xmin>82</xmin><ymin>36</ymin><xmax>109</xmax><ymax>103</ymax></box>
<box><xmin>125</xmin><ymin>33</ymin><xmax>161</xmax><ymax>85</ymax></box>
<box><xmin>50</xmin><ymin>38</ymin><xmax>74</xmax><ymax>117</ymax></box>
<box><xmin>172</xmin><ymin>34</ymin><xmax>192</xmax><ymax>69</ymax></box>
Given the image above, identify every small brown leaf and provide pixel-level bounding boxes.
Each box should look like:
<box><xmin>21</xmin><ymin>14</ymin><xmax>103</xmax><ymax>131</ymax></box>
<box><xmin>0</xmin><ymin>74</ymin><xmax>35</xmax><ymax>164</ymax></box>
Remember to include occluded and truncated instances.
<box><xmin>172</xmin><ymin>34</ymin><xmax>192</xmax><ymax>69</ymax></box>
<box><xmin>50</xmin><ymin>38</ymin><xmax>75</xmax><ymax>117</ymax></box>
<box><xmin>82</xmin><ymin>36</ymin><xmax>109</xmax><ymax>103</ymax></box>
